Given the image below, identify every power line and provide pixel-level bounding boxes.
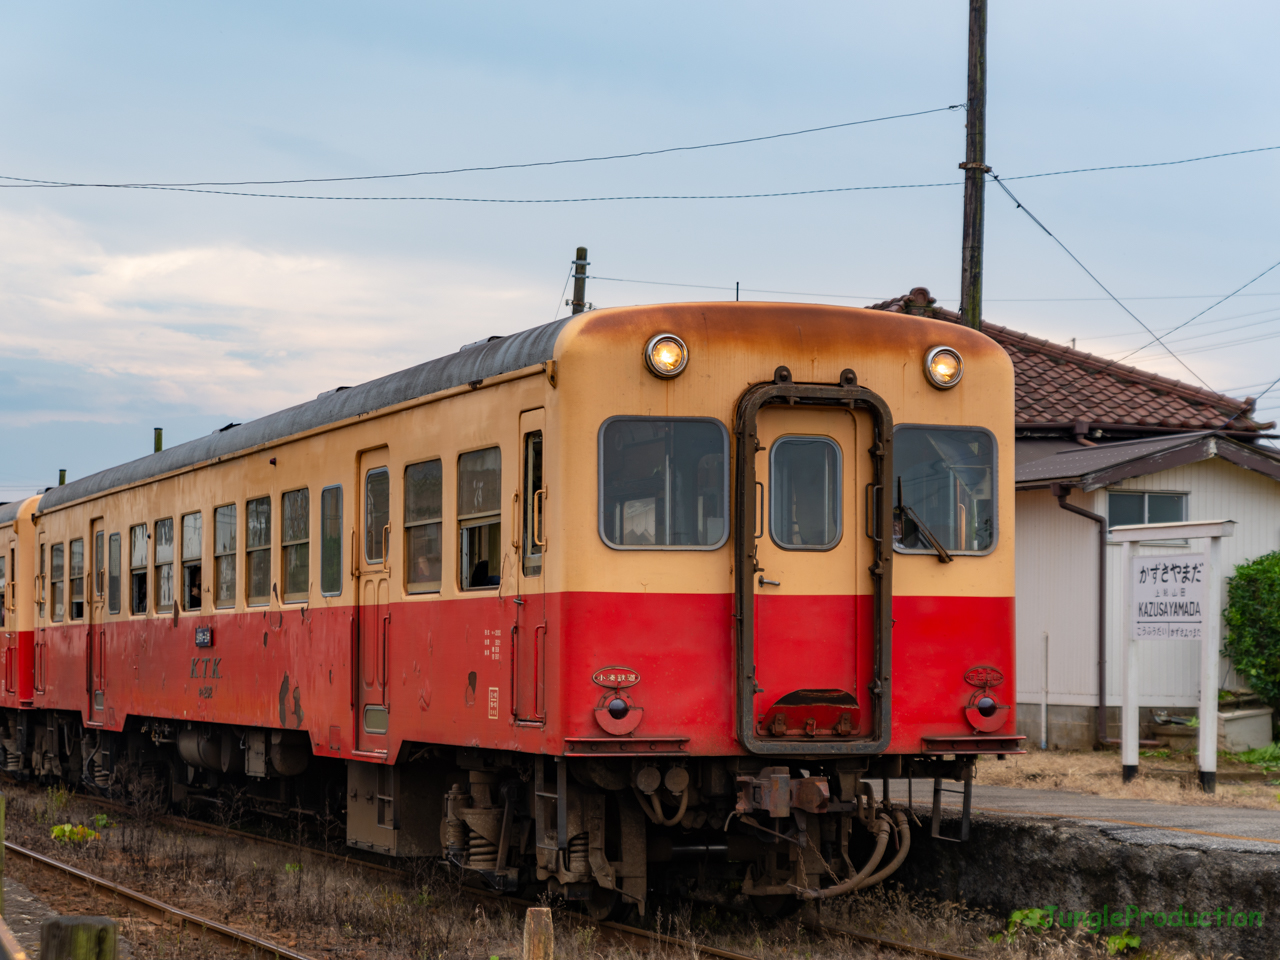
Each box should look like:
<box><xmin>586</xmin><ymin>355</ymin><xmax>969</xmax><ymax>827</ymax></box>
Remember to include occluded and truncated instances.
<box><xmin>0</xmin><ymin>179</ymin><xmax>966</xmax><ymax>203</ymax></box>
<box><xmin>0</xmin><ymin>105</ymin><xmax>964</xmax><ymax>189</ymax></box>
<box><xmin>1079</xmin><ymin>304</ymin><xmax>1280</xmax><ymax>343</ymax></box>
<box><xmin>2</xmin><ymin>137</ymin><xmax>1278</xmax><ymax>204</ymax></box>
<box><xmin>1105</xmin><ymin>256</ymin><xmax>1280</xmax><ymax>365</ymax></box>
<box><xmin>988</xmin><ymin>174</ymin><xmax>1213</xmax><ymax>390</ymax></box>
<box><xmin>587</xmin><ymin>275</ymin><xmax>889</xmax><ymax>300</ymax></box>
<box><xmin>1000</xmin><ymin>144</ymin><xmax>1280</xmax><ymax>183</ymax></box>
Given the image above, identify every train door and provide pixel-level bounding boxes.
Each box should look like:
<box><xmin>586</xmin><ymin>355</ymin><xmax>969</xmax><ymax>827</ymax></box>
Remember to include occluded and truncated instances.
<box><xmin>34</xmin><ymin>532</ymin><xmax>46</xmax><ymax>696</ymax></box>
<box><xmin>750</xmin><ymin>405</ymin><xmax>875</xmax><ymax>741</ymax></box>
<box><xmin>513</xmin><ymin>409</ymin><xmax>546</xmax><ymax>723</ymax></box>
<box><xmin>356</xmin><ymin>448</ymin><xmax>391</xmax><ymax>754</ymax></box>
<box><xmin>88</xmin><ymin>519</ymin><xmax>106</xmax><ymax>719</ymax></box>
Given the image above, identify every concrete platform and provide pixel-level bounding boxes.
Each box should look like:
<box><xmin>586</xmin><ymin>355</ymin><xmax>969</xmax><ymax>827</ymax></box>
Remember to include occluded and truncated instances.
<box><xmin>892</xmin><ymin>781</ymin><xmax>1280</xmax><ymax>959</ymax></box>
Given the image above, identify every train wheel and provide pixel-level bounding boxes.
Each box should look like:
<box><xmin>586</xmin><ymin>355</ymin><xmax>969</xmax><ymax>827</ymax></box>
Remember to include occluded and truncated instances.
<box><xmin>584</xmin><ymin>885</ymin><xmax>624</xmax><ymax>922</ymax></box>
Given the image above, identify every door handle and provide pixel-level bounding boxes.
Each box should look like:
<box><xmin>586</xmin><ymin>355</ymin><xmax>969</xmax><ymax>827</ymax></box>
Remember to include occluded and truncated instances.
<box><xmin>758</xmin><ymin>576</ymin><xmax>780</xmax><ymax>587</ymax></box>
<box><xmin>382</xmin><ymin>525</ymin><xmax>390</xmax><ymax>573</ymax></box>
<box><xmin>533</xmin><ymin>490</ymin><xmax>546</xmax><ymax>548</ymax></box>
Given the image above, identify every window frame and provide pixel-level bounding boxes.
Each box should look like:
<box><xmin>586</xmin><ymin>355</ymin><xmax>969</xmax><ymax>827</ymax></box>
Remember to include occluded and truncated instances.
<box><xmin>94</xmin><ymin>530</ymin><xmax>105</xmax><ymax>599</ymax></box>
<box><xmin>364</xmin><ymin>468</ymin><xmax>391</xmax><ymax>565</ymax></box>
<box><xmin>245</xmin><ymin>496</ymin><xmax>272</xmax><ymax>607</ymax></box>
<box><xmin>214</xmin><ymin>503</ymin><xmax>237</xmax><ymax>610</ymax></box>
<box><xmin>404</xmin><ymin>459</ymin><xmax>443</xmax><ymax>595</ymax></box>
<box><xmin>1107</xmin><ymin>489</ymin><xmax>1189</xmax><ymax>529</ymax></box>
<box><xmin>108</xmin><ymin>533</ymin><xmax>121</xmax><ymax>615</ymax></box>
<box><xmin>50</xmin><ymin>542</ymin><xmax>65</xmax><ymax>623</ymax></box>
<box><xmin>457</xmin><ymin>447</ymin><xmax>502</xmax><ymax>591</ymax></box>
<box><xmin>182</xmin><ymin>511</ymin><xmax>203</xmax><ymax>612</ymax></box>
<box><xmin>69</xmin><ymin>538</ymin><xmax>85</xmax><ymax>620</ymax></box>
<box><xmin>890</xmin><ymin>423</ymin><xmax>999</xmax><ymax>558</ymax></box>
<box><xmin>281</xmin><ymin>488</ymin><xmax>310</xmax><ymax>603</ymax></box>
<box><xmin>596</xmin><ymin>415</ymin><xmax>731</xmax><ymax>552</ymax></box>
<box><xmin>768</xmin><ymin>434</ymin><xmax>844</xmax><ymax>552</ymax></box>
<box><xmin>320</xmin><ymin>485</ymin><xmax>343</xmax><ymax>597</ymax></box>
<box><xmin>129</xmin><ymin>523</ymin><xmax>148</xmax><ymax>615</ymax></box>
<box><xmin>154</xmin><ymin>517</ymin><xmax>175</xmax><ymax>614</ymax></box>
<box><xmin>522</xmin><ymin>431</ymin><xmax>544</xmax><ymax>577</ymax></box>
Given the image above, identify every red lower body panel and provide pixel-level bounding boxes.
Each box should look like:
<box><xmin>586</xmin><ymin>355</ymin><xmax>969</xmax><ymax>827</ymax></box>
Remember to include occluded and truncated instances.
<box><xmin>30</xmin><ymin>592</ymin><xmax>1014</xmax><ymax>759</ymax></box>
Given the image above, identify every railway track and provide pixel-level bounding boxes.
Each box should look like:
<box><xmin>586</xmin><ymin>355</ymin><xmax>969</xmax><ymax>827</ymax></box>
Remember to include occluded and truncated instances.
<box><xmin>6</xmin><ymin>783</ymin><xmax>982</xmax><ymax>960</ymax></box>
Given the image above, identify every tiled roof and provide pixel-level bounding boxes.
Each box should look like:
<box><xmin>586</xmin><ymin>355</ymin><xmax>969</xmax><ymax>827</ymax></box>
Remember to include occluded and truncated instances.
<box><xmin>867</xmin><ymin>288</ymin><xmax>1272</xmax><ymax>434</ymax></box>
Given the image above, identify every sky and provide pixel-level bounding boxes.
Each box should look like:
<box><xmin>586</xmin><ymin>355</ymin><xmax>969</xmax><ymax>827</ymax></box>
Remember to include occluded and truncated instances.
<box><xmin>2</xmin><ymin>1</ymin><xmax>1280</xmax><ymax>498</ymax></box>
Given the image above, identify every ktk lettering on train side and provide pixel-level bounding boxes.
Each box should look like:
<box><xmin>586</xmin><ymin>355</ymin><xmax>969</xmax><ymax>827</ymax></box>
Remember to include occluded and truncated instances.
<box><xmin>190</xmin><ymin>657</ymin><xmax>222</xmax><ymax>679</ymax></box>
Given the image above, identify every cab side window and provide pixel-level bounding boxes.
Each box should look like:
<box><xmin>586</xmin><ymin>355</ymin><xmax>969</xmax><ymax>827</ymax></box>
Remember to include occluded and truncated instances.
<box><xmin>69</xmin><ymin>539</ymin><xmax>85</xmax><ymax>620</ymax></box>
<box><xmin>405</xmin><ymin>460</ymin><xmax>442</xmax><ymax>594</ymax></box>
<box><xmin>155</xmin><ymin>519</ymin><xmax>174</xmax><ymax>613</ymax></box>
<box><xmin>365</xmin><ymin>470</ymin><xmax>390</xmax><ymax>563</ymax></box>
<box><xmin>182</xmin><ymin>513</ymin><xmax>202</xmax><ymax>611</ymax></box>
<box><xmin>94</xmin><ymin>531</ymin><xmax>105</xmax><ymax>599</ymax></box>
<box><xmin>459</xmin><ymin>447</ymin><xmax>501</xmax><ymax>589</ymax></box>
<box><xmin>281</xmin><ymin>489</ymin><xmax>309</xmax><ymax>602</ymax></box>
<box><xmin>0</xmin><ymin>555</ymin><xmax>6</xmax><ymax>627</ymax></box>
<box><xmin>129</xmin><ymin>524</ymin><xmax>148</xmax><ymax>614</ymax></box>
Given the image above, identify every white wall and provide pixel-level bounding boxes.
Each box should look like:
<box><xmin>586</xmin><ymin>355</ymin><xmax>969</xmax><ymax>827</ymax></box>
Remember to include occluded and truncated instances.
<box><xmin>1016</xmin><ymin>454</ymin><xmax>1280</xmax><ymax>708</ymax></box>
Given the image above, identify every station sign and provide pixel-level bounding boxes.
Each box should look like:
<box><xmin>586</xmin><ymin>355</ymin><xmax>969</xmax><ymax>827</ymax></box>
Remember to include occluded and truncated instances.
<box><xmin>1131</xmin><ymin>553</ymin><xmax>1206</xmax><ymax>640</ymax></box>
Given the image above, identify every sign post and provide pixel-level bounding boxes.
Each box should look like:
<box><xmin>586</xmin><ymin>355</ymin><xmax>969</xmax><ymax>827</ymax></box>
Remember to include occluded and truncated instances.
<box><xmin>1109</xmin><ymin>520</ymin><xmax>1235</xmax><ymax>792</ymax></box>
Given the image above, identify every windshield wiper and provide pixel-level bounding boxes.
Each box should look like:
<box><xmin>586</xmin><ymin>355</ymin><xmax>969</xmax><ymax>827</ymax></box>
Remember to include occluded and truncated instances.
<box><xmin>895</xmin><ymin>477</ymin><xmax>953</xmax><ymax>563</ymax></box>
<box><xmin>902</xmin><ymin>504</ymin><xmax>953</xmax><ymax>563</ymax></box>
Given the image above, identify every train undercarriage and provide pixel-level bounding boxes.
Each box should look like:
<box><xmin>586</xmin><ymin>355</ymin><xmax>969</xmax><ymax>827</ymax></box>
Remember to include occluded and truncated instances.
<box><xmin>1</xmin><ymin>709</ymin><xmax>977</xmax><ymax>919</ymax></box>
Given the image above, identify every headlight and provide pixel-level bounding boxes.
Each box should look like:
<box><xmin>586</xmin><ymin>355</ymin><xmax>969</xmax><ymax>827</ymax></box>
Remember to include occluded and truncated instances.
<box><xmin>924</xmin><ymin>346</ymin><xmax>963</xmax><ymax>389</ymax></box>
<box><xmin>645</xmin><ymin>334</ymin><xmax>689</xmax><ymax>379</ymax></box>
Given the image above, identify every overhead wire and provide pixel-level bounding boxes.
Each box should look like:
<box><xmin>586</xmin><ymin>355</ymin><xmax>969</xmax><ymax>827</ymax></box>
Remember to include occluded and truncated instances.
<box><xmin>0</xmin><ymin>105</ymin><xmax>965</xmax><ymax>189</ymax></box>
<box><xmin>988</xmin><ymin>174</ymin><xmax>1214</xmax><ymax>390</ymax></box>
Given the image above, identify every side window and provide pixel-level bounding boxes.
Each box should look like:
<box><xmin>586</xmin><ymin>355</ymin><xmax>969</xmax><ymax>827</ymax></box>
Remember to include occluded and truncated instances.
<box><xmin>770</xmin><ymin>436</ymin><xmax>841</xmax><ymax>550</ymax></box>
<box><xmin>365</xmin><ymin>469</ymin><xmax>390</xmax><ymax>563</ymax></box>
<box><xmin>50</xmin><ymin>543</ymin><xmax>65</xmax><ymax>623</ymax></box>
<box><xmin>523</xmin><ymin>432</ymin><xmax>544</xmax><ymax>576</ymax></box>
<box><xmin>1108</xmin><ymin>491</ymin><xmax>1187</xmax><ymax>529</ymax></box>
<box><xmin>320</xmin><ymin>486</ymin><xmax>342</xmax><ymax>596</ymax></box>
<box><xmin>893</xmin><ymin>426</ymin><xmax>997</xmax><ymax>555</ymax></box>
<box><xmin>246</xmin><ymin>497</ymin><xmax>271</xmax><ymax>606</ymax></box>
<box><xmin>459</xmin><ymin>448</ymin><xmax>501</xmax><ymax>589</ymax></box>
<box><xmin>0</xmin><ymin>554</ymin><xmax>5</xmax><ymax>627</ymax></box>
<box><xmin>129</xmin><ymin>524</ymin><xmax>148</xmax><ymax>614</ymax></box>
<box><xmin>599</xmin><ymin>418</ymin><xmax>728</xmax><ymax>549</ymax></box>
<box><xmin>214</xmin><ymin>505</ymin><xmax>236</xmax><ymax>609</ymax></box>
<box><xmin>182</xmin><ymin>512</ymin><xmax>202</xmax><ymax>611</ymax></box>
<box><xmin>155</xmin><ymin>518</ymin><xmax>174</xmax><ymax>613</ymax></box>
<box><xmin>108</xmin><ymin>534</ymin><xmax>121</xmax><ymax>615</ymax></box>
<box><xmin>69</xmin><ymin>539</ymin><xmax>85</xmax><ymax>620</ymax></box>
<box><xmin>405</xmin><ymin>460</ymin><xmax>443</xmax><ymax>594</ymax></box>
<box><xmin>95</xmin><ymin>531</ymin><xmax>105</xmax><ymax>598</ymax></box>
<box><xmin>282</xmin><ymin>489</ymin><xmax>309</xmax><ymax>602</ymax></box>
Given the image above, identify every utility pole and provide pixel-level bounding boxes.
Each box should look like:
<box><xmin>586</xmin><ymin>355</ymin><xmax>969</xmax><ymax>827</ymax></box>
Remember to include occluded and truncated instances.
<box><xmin>569</xmin><ymin>247</ymin><xmax>589</xmax><ymax>314</ymax></box>
<box><xmin>959</xmin><ymin>0</ymin><xmax>989</xmax><ymax>331</ymax></box>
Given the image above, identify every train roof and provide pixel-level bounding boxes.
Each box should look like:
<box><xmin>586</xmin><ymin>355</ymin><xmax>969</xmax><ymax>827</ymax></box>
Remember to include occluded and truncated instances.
<box><xmin>38</xmin><ymin>317</ymin><xmax>573</xmax><ymax>512</ymax></box>
<box><xmin>0</xmin><ymin>501</ymin><xmax>22</xmax><ymax>526</ymax></box>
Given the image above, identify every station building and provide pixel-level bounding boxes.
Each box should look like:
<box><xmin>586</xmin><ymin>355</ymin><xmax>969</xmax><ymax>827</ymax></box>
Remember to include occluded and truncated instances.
<box><xmin>870</xmin><ymin>289</ymin><xmax>1280</xmax><ymax>751</ymax></box>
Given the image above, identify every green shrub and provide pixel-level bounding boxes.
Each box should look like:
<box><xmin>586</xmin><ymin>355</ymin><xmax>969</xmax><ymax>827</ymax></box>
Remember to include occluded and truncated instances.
<box><xmin>1223</xmin><ymin>551</ymin><xmax>1280</xmax><ymax>710</ymax></box>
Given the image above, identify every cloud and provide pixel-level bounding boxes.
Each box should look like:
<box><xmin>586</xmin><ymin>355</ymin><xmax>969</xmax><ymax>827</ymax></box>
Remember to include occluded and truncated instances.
<box><xmin>0</xmin><ymin>210</ymin><xmax>550</xmax><ymax>424</ymax></box>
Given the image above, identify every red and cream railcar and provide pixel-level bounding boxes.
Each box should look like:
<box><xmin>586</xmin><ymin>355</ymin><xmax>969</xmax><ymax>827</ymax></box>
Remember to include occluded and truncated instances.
<box><xmin>0</xmin><ymin>498</ymin><xmax>37</xmax><ymax>719</ymax></box>
<box><xmin>10</xmin><ymin>302</ymin><xmax>1018</xmax><ymax>915</ymax></box>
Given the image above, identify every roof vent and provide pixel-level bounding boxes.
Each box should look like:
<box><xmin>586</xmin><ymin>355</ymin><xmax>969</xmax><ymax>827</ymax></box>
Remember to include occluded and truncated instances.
<box><xmin>460</xmin><ymin>335</ymin><xmax>505</xmax><ymax>351</ymax></box>
<box><xmin>213</xmin><ymin>422</ymin><xmax>242</xmax><ymax>434</ymax></box>
<box><xmin>316</xmin><ymin>386</ymin><xmax>352</xmax><ymax>399</ymax></box>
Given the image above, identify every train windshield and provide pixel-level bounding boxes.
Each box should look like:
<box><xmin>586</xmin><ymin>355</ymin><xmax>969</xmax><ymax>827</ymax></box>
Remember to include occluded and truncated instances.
<box><xmin>893</xmin><ymin>426</ymin><xmax>996</xmax><ymax>555</ymax></box>
<box><xmin>599</xmin><ymin>417</ymin><xmax>728</xmax><ymax>549</ymax></box>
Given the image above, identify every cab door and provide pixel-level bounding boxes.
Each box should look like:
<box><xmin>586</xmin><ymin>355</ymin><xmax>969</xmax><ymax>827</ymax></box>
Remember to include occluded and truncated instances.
<box><xmin>513</xmin><ymin>409</ymin><xmax>546</xmax><ymax>723</ymax></box>
<box><xmin>356</xmin><ymin>449</ymin><xmax>391</xmax><ymax>754</ymax></box>
<box><xmin>2</xmin><ymin>537</ymin><xmax>14</xmax><ymax>698</ymax></box>
<box><xmin>750</xmin><ymin>405</ymin><xmax>875</xmax><ymax>741</ymax></box>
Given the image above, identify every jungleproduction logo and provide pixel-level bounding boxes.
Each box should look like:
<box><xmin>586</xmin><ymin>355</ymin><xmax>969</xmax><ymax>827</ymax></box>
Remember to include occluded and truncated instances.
<box><xmin>1047</xmin><ymin>904</ymin><xmax>1263</xmax><ymax>932</ymax></box>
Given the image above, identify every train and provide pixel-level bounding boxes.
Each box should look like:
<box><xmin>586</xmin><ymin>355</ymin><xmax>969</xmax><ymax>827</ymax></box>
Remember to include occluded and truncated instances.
<box><xmin>0</xmin><ymin>298</ymin><xmax>1021</xmax><ymax>918</ymax></box>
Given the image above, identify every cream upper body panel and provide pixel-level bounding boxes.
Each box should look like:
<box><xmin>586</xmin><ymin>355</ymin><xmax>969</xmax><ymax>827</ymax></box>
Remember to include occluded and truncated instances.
<box><xmin>550</xmin><ymin>302</ymin><xmax>1014</xmax><ymax>598</ymax></box>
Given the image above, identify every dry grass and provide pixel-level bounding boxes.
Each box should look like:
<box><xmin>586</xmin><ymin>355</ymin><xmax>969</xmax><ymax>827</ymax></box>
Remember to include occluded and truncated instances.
<box><xmin>1</xmin><ymin>784</ymin><xmax>1224</xmax><ymax>960</ymax></box>
<box><xmin>976</xmin><ymin>748</ymin><xmax>1280</xmax><ymax>811</ymax></box>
